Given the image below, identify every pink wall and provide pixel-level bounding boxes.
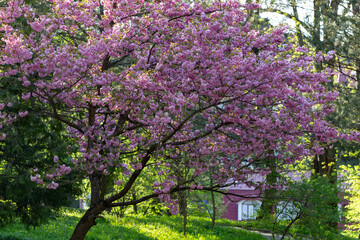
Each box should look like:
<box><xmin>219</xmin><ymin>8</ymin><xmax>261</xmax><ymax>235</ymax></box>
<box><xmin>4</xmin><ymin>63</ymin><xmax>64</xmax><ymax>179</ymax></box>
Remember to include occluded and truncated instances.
<box><xmin>221</xmin><ymin>189</ymin><xmax>261</xmax><ymax>221</ymax></box>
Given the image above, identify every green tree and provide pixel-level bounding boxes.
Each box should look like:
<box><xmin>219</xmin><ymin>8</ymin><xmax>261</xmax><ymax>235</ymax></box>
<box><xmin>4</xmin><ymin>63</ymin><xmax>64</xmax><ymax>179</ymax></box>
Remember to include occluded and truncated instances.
<box><xmin>248</xmin><ymin>0</ymin><xmax>360</xmax><ymax>231</ymax></box>
<box><xmin>0</xmin><ymin>83</ymin><xmax>83</xmax><ymax>228</ymax></box>
<box><xmin>259</xmin><ymin>176</ymin><xmax>341</xmax><ymax>240</ymax></box>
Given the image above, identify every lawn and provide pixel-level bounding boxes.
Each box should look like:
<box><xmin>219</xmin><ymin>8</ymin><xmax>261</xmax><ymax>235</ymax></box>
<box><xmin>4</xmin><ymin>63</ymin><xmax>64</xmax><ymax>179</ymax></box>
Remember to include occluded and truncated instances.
<box><xmin>235</xmin><ymin>219</ymin><xmax>357</xmax><ymax>240</ymax></box>
<box><xmin>0</xmin><ymin>209</ymin><xmax>266</xmax><ymax>240</ymax></box>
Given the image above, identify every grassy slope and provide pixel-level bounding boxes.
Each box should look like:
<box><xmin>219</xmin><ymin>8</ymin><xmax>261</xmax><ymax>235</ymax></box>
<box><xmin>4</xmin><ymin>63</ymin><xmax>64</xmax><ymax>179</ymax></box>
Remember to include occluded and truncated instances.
<box><xmin>0</xmin><ymin>209</ymin><xmax>266</xmax><ymax>240</ymax></box>
<box><xmin>235</xmin><ymin>219</ymin><xmax>357</xmax><ymax>240</ymax></box>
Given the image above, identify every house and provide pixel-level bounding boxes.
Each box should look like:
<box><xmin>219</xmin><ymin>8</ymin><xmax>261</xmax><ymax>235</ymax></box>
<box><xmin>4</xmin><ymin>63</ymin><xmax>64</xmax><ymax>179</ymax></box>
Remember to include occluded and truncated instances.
<box><xmin>221</xmin><ymin>175</ymin><xmax>263</xmax><ymax>221</ymax></box>
<box><xmin>221</xmin><ymin>172</ymin><xmax>347</xmax><ymax>222</ymax></box>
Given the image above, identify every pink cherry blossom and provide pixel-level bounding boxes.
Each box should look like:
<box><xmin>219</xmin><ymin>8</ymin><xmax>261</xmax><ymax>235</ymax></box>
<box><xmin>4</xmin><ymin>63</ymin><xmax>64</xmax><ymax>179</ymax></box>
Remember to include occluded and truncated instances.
<box><xmin>0</xmin><ymin>1</ymin><xmax>357</xmax><ymax>238</ymax></box>
<box><xmin>22</xmin><ymin>92</ymin><xmax>31</xmax><ymax>100</ymax></box>
<box><xmin>114</xmin><ymin>180</ymin><xmax>123</xmax><ymax>186</ymax></box>
<box><xmin>0</xmin><ymin>133</ymin><xmax>6</xmax><ymax>140</ymax></box>
<box><xmin>18</xmin><ymin>111</ymin><xmax>28</xmax><ymax>117</ymax></box>
<box><xmin>325</xmin><ymin>50</ymin><xmax>336</xmax><ymax>61</ymax></box>
<box><xmin>47</xmin><ymin>181</ymin><xmax>59</xmax><ymax>189</ymax></box>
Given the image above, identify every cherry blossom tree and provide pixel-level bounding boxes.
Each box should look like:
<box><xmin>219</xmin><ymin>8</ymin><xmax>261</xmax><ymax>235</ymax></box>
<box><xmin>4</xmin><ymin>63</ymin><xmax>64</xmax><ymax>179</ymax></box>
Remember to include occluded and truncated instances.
<box><xmin>0</xmin><ymin>0</ymin><xmax>353</xmax><ymax>239</ymax></box>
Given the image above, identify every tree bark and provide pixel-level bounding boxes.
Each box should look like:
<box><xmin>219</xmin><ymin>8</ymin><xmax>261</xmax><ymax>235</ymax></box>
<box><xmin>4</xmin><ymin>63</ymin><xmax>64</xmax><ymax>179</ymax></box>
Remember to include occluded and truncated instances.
<box><xmin>313</xmin><ymin>0</ymin><xmax>322</xmax><ymax>52</ymax></box>
<box><xmin>313</xmin><ymin>146</ymin><xmax>336</xmax><ymax>182</ymax></box>
<box><xmin>290</xmin><ymin>0</ymin><xmax>304</xmax><ymax>46</ymax></box>
<box><xmin>352</xmin><ymin>1</ymin><xmax>360</xmax><ymax>82</ymax></box>
<box><xmin>183</xmin><ymin>195</ymin><xmax>187</xmax><ymax>237</ymax></box>
<box><xmin>176</xmin><ymin>190</ymin><xmax>187</xmax><ymax>235</ymax></box>
<box><xmin>132</xmin><ymin>192</ymin><xmax>138</xmax><ymax>214</ymax></box>
<box><xmin>210</xmin><ymin>187</ymin><xmax>216</xmax><ymax>228</ymax></box>
<box><xmin>312</xmin><ymin>146</ymin><xmax>338</xmax><ymax>232</ymax></box>
<box><xmin>89</xmin><ymin>172</ymin><xmax>103</xmax><ymax>208</ymax></box>
<box><xmin>70</xmin><ymin>201</ymin><xmax>108</xmax><ymax>240</ymax></box>
<box><xmin>245</xmin><ymin>0</ymin><xmax>260</xmax><ymax>26</ymax></box>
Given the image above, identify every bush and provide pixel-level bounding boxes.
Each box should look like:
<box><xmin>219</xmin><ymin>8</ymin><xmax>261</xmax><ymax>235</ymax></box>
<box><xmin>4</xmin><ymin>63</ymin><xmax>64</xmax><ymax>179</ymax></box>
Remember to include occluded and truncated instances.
<box><xmin>0</xmin><ymin>234</ymin><xmax>32</xmax><ymax>240</ymax></box>
<box><xmin>238</xmin><ymin>177</ymin><xmax>345</xmax><ymax>240</ymax></box>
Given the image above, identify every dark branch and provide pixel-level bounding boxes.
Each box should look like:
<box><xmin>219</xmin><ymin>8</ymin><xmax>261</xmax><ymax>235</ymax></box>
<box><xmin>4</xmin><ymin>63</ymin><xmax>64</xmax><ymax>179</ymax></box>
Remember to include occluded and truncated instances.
<box><xmin>166</xmin><ymin>121</ymin><xmax>231</xmax><ymax>146</ymax></box>
<box><xmin>109</xmin><ymin>183</ymin><xmax>262</xmax><ymax>207</ymax></box>
<box><xmin>105</xmin><ymin>143</ymin><xmax>159</xmax><ymax>204</ymax></box>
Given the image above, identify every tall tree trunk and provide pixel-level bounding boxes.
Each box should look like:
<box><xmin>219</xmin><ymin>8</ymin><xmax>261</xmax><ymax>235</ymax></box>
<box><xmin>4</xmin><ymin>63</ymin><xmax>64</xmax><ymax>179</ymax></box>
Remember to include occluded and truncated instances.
<box><xmin>70</xmin><ymin>171</ymin><xmax>107</xmax><ymax>240</ymax></box>
<box><xmin>312</xmin><ymin>146</ymin><xmax>338</xmax><ymax>232</ymax></box>
<box><xmin>323</xmin><ymin>0</ymin><xmax>339</xmax><ymax>52</ymax></box>
<box><xmin>313</xmin><ymin>146</ymin><xmax>336</xmax><ymax>182</ymax></box>
<box><xmin>290</xmin><ymin>0</ymin><xmax>304</xmax><ymax>46</ymax></box>
<box><xmin>69</xmin><ymin>148</ymin><xmax>153</xmax><ymax>239</ymax></box>
<box><xmin>246</xmin><ymin>0</ymin><xmax>260</xmax><ymax>26</ymax></box>
<box><xmin>313</xmin><ymin>0</ymin><xmax>322</xmax><ymax>52</ymax></box>
<box><xmin>352</xmin><ymin>1</ymin><xmax>360</xmax><ymax>82</ymax></box>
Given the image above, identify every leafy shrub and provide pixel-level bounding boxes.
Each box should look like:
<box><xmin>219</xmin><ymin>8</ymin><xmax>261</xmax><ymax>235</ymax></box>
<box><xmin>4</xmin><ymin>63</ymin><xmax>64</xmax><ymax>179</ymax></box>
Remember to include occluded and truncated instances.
<box><xmin>0</xmin><ymin>200</ymin><xmax>16</xmax><ymax>227</ymax></box>
<box><xmin>0</xmin><ymin>234</ymin><xmax>32</xmax><ymax>240</ymax></box>
<box><xmin>237</xmin><ymin>177</ymin><xmax>350</xmax><ymax>240</ymax></box>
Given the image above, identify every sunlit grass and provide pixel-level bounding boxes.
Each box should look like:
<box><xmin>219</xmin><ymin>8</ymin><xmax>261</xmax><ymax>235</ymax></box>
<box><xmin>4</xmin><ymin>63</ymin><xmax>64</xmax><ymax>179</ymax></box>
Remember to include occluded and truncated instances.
<box><xmin>0</xmin><ymin>208</ymin><xmax>266</xmax><ymax>240</ymax></box>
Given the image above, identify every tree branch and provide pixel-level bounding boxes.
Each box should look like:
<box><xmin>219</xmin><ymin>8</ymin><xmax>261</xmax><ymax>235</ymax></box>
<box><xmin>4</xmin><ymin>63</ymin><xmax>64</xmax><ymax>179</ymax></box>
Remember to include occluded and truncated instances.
<box><xmin>105</xmin><ymin>143</ymin><xmax>159</xmax><ymax>204</ymax></box>
<box><xmin>109</xmin><ymin>183</ymin><xmax>262</xmax><ymax>207</ymax></box>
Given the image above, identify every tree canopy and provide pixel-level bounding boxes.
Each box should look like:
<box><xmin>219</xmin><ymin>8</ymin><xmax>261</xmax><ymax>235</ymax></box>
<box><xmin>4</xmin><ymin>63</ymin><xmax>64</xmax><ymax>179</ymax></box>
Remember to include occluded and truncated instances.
<box><xmin>0</xmin><ymin>0</ymin><xmax>356</xmax><ymax>239</ymax></box>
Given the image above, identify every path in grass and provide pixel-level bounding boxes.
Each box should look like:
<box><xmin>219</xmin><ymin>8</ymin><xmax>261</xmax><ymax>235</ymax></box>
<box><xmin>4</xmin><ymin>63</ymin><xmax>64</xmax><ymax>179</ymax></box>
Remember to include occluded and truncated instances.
<box><xmin>246</xmin><ymin>230</ymin><xmax>282</xmax><ymax>240</ymax></box>
<box><xmin>225</xmin><ymin>226</ymin><xmax>283</xmax><ymax>240</ymax></box>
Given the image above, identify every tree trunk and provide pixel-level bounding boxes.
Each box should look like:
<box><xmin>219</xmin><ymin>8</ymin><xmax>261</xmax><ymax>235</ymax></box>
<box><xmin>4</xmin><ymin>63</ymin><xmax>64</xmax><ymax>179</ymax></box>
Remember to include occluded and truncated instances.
<box><xmin>353</xmin><ymin>2</ymin><xmax>360</xmax><ymax>82</ymax></box>
<box><xmin>70</xmin><ymin>202</ymin><xmax>108</xmax><ymax>240</ymax></box>
<box><xmin>119</xmin><ymin>197</ymin><xmax>126</xmax><ymax>218</ymax></box>
<box><xmin>70</xmin><ymin>171</ymin><xmax>108</xmax><ymax>239</ymax></box>
<box><xmin>313</xmin><ymin>146</ymin><xmax>336</xmax><ymax>182</ymax></box>
<box><xmin>175</xmin><ymin>190</ymin><xmax>187</xmax><ymax>235</ymax></box>
<box><xmin>313</xmin><ymin>0</ymin><xmax>322</xmax><ymax>52</ymax></box>
<box><xmin>245</xmin><ymin>0</ymin><xmax>260</xmax><ymax>26</ymax></box>
<box><xmin>312</xmin><ymin>146</ymin><xmax>338</xmax><ymax>232</ymax></box>
<box><xmin>210</xmin><ymin>188</ymin><xmax>216</xmax><ymax>228</ymax></box>
<box><xmin>178</xmin><ymin>190</ymin><xmax>187</xmax><ymax>216</ymax></box>
<box><xmin>290</xmin><ymin>0</ymin><xmax>304</xmax><ymax>46</ymax></box>
<box><xmin>183</xmin><ymin>199</ymin><xmax>187</xmax><ymax>237</ymax></box>
<box><xmin>89</xmin><ymin>172</ymin><xmax>103</xmax><ymax>208</ymax></box>
<box><xmin>132</xmin><ymin>192</ymin><xmax>138</xmax><ymax>214</ymax></box>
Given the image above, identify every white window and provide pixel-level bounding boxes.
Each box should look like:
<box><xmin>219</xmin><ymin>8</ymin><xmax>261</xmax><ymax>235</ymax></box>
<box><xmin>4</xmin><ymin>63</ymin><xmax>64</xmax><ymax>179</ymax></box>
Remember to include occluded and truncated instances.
<box><xmin>237</xmin><ymin>200</ymin><xmax>261</xmax><ymax>221</ymax></box>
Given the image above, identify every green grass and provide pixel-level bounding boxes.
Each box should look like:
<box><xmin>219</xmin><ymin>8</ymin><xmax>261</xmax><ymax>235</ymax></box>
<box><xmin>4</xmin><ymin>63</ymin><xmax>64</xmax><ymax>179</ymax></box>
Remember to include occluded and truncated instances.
<box><xmin>235</xmin><ymin>219</ymin><xmax>357</xmax><ymax>240</ymax></box>
<box><xmin>0</xmin><ymin>209</ymin><xmax>266</xmax><ymax>240</ymax></box>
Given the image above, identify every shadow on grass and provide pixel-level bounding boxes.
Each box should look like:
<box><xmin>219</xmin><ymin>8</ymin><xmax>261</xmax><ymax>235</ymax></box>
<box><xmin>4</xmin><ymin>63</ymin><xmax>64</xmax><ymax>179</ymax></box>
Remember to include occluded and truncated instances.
<box><xmin>115</xmin><ymin>215</ymin><xmax>266</xmax><ymax>240</ymax></box>
<box><xmin>0</xmin><ymin>211</ymin><xmax>265</xmax><ymax>240</ymax></box>
<box><xmin>0</xmin><ymin>215</ymin><xmax>155</xmax><ymax>240</ymax></box>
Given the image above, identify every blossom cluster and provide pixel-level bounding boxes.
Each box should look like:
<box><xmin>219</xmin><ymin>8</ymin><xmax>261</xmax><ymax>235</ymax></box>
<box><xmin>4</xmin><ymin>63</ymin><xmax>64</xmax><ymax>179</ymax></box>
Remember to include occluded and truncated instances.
<box><xmin>0</xmin><ymin>0</ymin><xmax>355</xmax><ymax>209</ymax></box>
